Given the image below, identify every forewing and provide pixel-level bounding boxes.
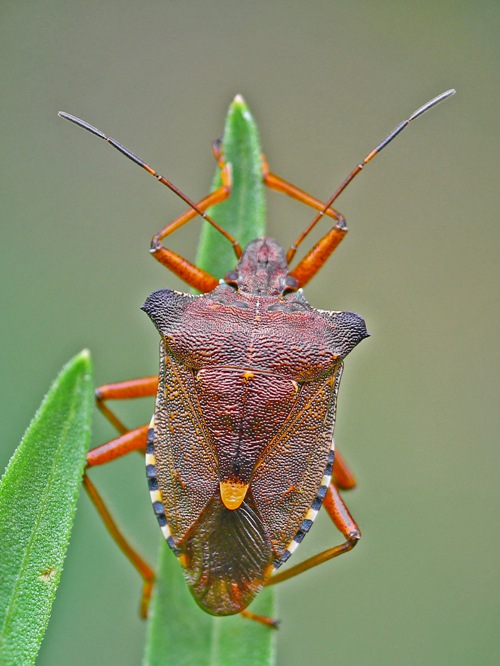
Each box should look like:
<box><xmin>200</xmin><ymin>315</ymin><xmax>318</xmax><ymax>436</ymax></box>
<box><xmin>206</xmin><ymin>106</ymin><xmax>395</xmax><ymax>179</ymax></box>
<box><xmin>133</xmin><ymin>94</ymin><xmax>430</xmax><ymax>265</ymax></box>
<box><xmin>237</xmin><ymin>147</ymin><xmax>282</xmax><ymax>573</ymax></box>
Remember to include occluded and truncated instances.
<box><xmin>251</xmin><ymin>363</ymin><xmax>343</xmax><ymax>556</ymax></box>
<box><xmin>153</xmin><ymin>343</ymin><xmax>219</xmax><ymax>546</ymax></box>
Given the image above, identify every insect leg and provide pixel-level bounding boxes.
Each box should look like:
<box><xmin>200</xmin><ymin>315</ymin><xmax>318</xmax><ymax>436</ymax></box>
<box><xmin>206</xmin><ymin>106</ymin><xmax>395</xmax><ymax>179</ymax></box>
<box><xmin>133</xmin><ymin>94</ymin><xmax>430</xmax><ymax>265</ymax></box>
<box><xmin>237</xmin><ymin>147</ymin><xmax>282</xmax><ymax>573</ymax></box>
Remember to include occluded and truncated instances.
<box><xmin>332</xmin><ymin>449</ymin><xmax>357</xmax><ymax>491</ymax></box>
<box><xmin>287</xmin><ymin>219</ymin><xmax>347</xmax><ymax>289</ymax></box>
<box><xmin>96</xmin><ymin>376</ymin><xmax>158</xmax><ymax>434</ymax></box>
<box><xmin>240</xmin><ymin>608</ymin><xmax>279</xmax><ymax>629</ymax></box>
<box><xmin>84</xmin><ymin>376</ymin><xmax>159</xmax><ymax>616</ymax></box>
<box><xmin>265</xmin><ymin>483</ymin><xmax>360</xmax><ymax>587</ymax></box>
<box><xmin>263</xmin><ymin>163</ymin><xmax>343</xmax><ymax>224</ymax></box>
<box><xmin>150</xmin><ymin>163</ymin><xmax>235</xmax><ymax>292</ymax></box>
<box><xmin>260</xmin><ymin>162</ymin><xmax>347</xmax><ymax>289</ymax></box>
<box><xmin>83</xmin><ymin>474</ymin><xmax>155</xmax><ymax>618</ymax></box>
<box><xmin>86</xmin><ymin>424</ymin><xmax>150</xmax><ymax>467</ymax></box>
<box><xmin>58</xmin><ymin>112</ymin><xmax>242</xmax><ymax>271</ymax></box>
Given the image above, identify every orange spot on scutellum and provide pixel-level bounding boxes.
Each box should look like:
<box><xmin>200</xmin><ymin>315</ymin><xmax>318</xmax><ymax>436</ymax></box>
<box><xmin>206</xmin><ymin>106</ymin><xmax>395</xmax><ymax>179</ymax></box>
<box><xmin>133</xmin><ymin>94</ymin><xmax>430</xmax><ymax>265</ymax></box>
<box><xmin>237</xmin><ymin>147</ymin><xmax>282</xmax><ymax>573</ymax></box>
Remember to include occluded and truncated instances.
<box><xmin>220</xmin><ymin>480</ymin><xmax>249</xmax><ymax>510</ymax></box>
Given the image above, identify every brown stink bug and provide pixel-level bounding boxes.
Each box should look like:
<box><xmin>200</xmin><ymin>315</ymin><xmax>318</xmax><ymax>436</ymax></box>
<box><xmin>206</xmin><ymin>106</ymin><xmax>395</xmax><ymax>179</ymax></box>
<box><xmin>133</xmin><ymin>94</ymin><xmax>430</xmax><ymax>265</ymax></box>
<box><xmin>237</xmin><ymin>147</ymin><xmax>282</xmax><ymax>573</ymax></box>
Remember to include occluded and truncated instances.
<box><xmin>59</xmin><ymin>89</ymin><xmax>454</xmax><ymax>626</ymax></box>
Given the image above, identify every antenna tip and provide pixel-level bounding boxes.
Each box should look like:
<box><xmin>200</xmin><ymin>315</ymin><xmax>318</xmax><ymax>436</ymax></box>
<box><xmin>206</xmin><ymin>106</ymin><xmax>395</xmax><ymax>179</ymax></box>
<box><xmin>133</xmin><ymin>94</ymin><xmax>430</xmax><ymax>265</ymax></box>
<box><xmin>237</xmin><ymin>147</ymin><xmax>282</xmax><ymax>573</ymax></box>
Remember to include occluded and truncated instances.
<box><xmin>58</xmin><ymin>111</ymin><xmax>78</xmax><ymax>123</ymax></box>
<box><xmin>408</xmin><ymin>89</ymin><xmax>457</xmax><ymax>122</ymax></box>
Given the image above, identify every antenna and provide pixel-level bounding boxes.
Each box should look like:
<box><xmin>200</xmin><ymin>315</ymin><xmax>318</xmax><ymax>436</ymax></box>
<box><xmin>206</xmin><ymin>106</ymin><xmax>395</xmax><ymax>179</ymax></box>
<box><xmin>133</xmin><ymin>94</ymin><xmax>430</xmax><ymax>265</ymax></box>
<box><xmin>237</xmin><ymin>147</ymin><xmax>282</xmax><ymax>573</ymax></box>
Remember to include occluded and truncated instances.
<box><xmin>287</xmin><ymin>89</ymin><xmax>456</xmax><ymax>263</ymax></box>
<box><xmin>58</xmin><ymin>112</ymin><xmax>242</xmax><ymax>258</ymax></box>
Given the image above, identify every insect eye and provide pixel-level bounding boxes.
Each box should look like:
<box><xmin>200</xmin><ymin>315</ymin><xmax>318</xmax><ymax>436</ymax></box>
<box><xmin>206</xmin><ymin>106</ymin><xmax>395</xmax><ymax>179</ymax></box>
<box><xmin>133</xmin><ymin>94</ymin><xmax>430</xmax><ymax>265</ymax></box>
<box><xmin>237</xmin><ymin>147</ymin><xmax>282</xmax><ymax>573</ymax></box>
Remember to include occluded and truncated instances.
<box><xmin>281</xmin><ymin>275</ymin><xmax>299</xmax><ymax>294</ymax></box>
<box><xmin>224</xmin><ymin>270</ymin><xmax>239</xmax><ymax>288</ymax></box>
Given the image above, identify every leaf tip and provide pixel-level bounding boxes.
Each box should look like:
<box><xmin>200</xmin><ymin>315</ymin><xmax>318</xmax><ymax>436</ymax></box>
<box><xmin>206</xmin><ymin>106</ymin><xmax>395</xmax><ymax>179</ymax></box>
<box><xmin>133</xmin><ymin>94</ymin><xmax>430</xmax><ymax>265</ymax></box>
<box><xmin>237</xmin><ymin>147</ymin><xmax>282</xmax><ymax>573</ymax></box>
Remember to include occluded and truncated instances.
<box><xmin>231</xmin><ymin>93</ymin><xmax>252</xmax><ymax>117</ymax></box>
<box><xmin>72</xmin><ymin>348</ymin><xmax>93</xmax><ymax>374</ymax></box>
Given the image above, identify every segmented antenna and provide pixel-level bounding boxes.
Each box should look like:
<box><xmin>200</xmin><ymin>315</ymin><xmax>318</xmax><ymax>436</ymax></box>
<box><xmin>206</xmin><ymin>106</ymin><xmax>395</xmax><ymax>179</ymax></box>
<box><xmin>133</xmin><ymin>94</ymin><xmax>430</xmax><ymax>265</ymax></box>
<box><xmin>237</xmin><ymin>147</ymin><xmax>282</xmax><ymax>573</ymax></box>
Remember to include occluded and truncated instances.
<box><xmin>60</xmin><ymin>90</ymin><xmax>455</xmax><ymax>265</ymax></box>
<box><xmin>287</xmin><ymin>89</ymin><xmax>456</xmax><ymax>263</ymax></box>
<box><xmin>58</xmin><ymin>111</ymin><xmax>242</xmax><ymax>258</ymax></box>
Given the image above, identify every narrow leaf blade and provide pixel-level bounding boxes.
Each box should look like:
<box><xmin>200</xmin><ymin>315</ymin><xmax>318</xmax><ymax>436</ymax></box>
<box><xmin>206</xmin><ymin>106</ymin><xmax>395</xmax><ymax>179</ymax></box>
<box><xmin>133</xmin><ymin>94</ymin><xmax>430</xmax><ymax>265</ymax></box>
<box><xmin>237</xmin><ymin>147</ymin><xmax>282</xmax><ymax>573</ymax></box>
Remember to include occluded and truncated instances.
<box><xmin>144</xmin><ymin>543</ymin><xmax>275</xmax><ymax>666</ymax></box>
<box><xmin>195</xmin><ymin>93</ymin><xmax>266</xmax><ymax>279</ymax></box>
<box><xmin>145</xmin><ymin>96</ymin><xmax>276</xmax><ymax>665</ymax></box>
<box><xmin>0</xmin><ymin>350</ymin><xmax>93</xmax><ymax>665</ymax></box>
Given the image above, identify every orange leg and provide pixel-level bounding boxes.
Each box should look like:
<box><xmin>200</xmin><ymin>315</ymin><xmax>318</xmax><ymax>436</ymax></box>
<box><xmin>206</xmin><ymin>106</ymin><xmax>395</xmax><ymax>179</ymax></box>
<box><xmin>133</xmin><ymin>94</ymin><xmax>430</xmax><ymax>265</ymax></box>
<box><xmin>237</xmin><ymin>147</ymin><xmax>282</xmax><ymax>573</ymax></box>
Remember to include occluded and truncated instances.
<box><xmin>83</xmin><ymin>474</ymin><xmax>155</xmax><ymax>618</ymax></box>
<box><xmin>142</xmin><ymin>141</ymin><xmax>347</xmax><ymax>292</ymax></box>
<box><xmin>265</xmin><ymin>483</ymin><xmax>360</xmax><ymax>587</ymax></box>
<box><xmin>150</xmin><ymin>163</ymin><xmax>234</xmax><ymax>292</ymax></box>
<box><xmin>263</xmin><ymin>166</ymin><xmax>343</xmax><ymax>223</ymax></box>
<box><xmin>332</xmin><ymin>448</ymin><xmax>357</xmax><ymax>491</ymax></box>
<box><xmin>211</xmin><ymin>146</ymin><xmax>349</xmax><ymax>291</ymax></box>
<box><xmin>287</xmin><ymin>223</ymin><xmax>347</xmax><ymax>289</ymax></box>
<box><xmin>58</xmin><ymin>112</ymin><xmax>241</xmax><ymax>292</ymax></box>
<box><xmin>258</xmin><ymin>160</ymin><xmax>348</xmax><ymax>289</ymax></box>
<box><xmin>86</xmin><ymin>424</ymin><xmax>150</xmax><ymax>467</ymax></box>
<box><xmin>95</xmin><ymin>376</ymin><xmax>158</xmax><ymax>434</ymax></box>
<box><xmin>240</xmin><ymin>609</ymin><xmax>279</xmax><ymax>629</ymax></box>
<box><xmin>84</xmin><ymin>375</ymin><xmax>159</xmax><ymax>616</ymax></box>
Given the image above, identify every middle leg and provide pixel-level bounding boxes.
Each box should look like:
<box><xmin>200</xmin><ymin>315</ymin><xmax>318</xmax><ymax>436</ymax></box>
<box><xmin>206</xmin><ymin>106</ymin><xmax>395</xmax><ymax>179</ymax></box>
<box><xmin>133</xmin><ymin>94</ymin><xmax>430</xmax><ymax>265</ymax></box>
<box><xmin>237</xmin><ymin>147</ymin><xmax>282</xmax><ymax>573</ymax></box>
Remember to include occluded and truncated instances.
<box><xmin>85</xmin><ymin>375</ymin><xmax>159</xmax><ymax>615</ymax></box>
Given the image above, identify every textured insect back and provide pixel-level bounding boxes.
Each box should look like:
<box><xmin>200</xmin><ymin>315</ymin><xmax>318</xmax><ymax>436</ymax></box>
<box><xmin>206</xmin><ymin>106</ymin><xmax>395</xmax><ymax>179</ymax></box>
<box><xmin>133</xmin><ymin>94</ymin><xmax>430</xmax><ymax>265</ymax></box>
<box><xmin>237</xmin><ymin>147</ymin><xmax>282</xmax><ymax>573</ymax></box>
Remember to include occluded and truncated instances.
<box><xmin>273</xmin><ymin>446</ymin><xmax>336</xmax><ymax>570</ymax></box>
<box><xmin>143</xmin><ymin>227</ymin><xmax>370</xmax><ymax>618</ymax></box>
<box><xmin>145</xmin><ymin>97</ymin><xmax>277</xmax><ymax>660</ymax></box>
<box><xmin>318</xmin><ymin>309</ymin><xmax>370</xmax><ymax>358</ymax></box>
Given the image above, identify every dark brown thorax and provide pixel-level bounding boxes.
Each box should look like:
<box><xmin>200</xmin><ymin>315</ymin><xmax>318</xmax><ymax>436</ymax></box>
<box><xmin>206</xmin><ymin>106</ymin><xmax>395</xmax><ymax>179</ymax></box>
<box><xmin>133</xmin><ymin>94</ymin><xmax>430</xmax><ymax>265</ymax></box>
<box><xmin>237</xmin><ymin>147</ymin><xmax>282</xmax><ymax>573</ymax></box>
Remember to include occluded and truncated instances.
<box><xmin>224</xmin><ymin>238</ymin><xmax>299</xmax><ymax>296</ymax></box>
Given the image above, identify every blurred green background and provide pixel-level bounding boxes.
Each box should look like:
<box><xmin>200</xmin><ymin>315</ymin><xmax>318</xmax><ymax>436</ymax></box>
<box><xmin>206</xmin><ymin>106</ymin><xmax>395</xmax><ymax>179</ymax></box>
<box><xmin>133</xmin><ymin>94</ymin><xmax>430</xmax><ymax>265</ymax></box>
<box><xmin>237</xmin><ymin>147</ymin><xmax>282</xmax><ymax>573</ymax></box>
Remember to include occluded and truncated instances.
<box><xmin>1</xmin><ymin>2</ymin><xmax>498</xmax><ymax>665</ymax></box>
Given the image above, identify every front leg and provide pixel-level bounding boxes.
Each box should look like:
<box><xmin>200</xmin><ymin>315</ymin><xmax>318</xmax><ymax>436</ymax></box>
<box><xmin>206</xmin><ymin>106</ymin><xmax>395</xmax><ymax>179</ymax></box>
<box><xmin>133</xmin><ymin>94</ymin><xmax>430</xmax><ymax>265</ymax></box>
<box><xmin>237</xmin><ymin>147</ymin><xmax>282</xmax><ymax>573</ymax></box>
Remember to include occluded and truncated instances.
<box><xmin>150</xmin><ymin>162</ymin><xmax>237</xmax><ymax>292</ymax></box>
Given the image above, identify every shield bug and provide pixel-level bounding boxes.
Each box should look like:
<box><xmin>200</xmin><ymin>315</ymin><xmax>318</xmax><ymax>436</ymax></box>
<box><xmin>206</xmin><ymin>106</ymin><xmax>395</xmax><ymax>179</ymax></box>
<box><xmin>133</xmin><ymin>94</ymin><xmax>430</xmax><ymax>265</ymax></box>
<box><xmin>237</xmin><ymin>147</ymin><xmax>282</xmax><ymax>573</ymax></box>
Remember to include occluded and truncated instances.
<box><xmin>59</xmin><ymin>89</ymin><xmax>454</xmax><ymax>625</ymax></box>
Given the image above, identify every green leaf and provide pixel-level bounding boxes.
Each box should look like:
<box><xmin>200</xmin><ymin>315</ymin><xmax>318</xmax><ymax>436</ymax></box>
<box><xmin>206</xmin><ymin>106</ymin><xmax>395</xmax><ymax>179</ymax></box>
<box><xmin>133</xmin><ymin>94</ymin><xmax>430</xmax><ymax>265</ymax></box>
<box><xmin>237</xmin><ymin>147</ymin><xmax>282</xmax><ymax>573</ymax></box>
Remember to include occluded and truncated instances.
<box><xmin>144</xmin><ymin>542</ymin><xmax>276</xmax><ymax>666</ymax></box>
<box><xmin>144</xmin><ymin>96</ymin><xmax>276</xmax><ymax>665</ymax></box>
<box><xmin>195</xmin><ymin>93</ymin><xmax>266</xmax><ymax>279</ymax></box>
<box><xmin>0</xmin><ymin>351</ymin><xmax>93</xmax><ymax>665</ymax></box>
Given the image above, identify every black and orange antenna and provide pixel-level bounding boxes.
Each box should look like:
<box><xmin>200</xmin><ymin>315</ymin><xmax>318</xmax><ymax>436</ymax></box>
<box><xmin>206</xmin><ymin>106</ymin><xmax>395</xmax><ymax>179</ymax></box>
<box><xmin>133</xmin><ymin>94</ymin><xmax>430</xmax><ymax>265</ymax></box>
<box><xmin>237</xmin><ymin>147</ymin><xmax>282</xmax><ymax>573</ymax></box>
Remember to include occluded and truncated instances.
<box><xmin>58</xmin><ymin>111</ymin><xmax>243</xmax><ymax>259</ymax></box>
<box><xmin>286</xmin><ymin>89</ymin><xmax>456</xmax><ymax>264</ymax></box>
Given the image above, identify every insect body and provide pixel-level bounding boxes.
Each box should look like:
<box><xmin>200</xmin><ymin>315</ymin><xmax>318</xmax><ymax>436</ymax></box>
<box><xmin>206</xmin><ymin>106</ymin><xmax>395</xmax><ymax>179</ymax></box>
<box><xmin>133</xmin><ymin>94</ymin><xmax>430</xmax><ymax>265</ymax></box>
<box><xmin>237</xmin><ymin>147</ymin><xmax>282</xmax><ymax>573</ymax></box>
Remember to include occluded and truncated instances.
<box><xmin>60</xmin><ymin>89</ymin><xmax>454</xmax><ymax>622</ymax></box>
<box><xmin>142</xmin><ymin>238</ymin><xmax>367</xmax><ymax>614</ymax></box>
